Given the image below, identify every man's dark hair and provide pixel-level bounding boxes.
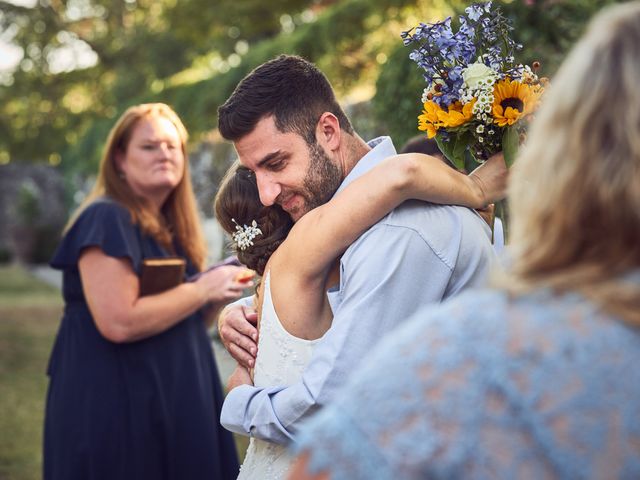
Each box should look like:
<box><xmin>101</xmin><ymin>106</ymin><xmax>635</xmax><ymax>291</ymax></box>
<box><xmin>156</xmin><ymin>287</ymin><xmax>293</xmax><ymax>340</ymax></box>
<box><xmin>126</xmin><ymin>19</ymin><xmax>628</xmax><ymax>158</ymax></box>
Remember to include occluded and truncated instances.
<box><xmin>218</xmin><ymin>55</ymin><xmax>354</xmax><ymax>144</ymax></box>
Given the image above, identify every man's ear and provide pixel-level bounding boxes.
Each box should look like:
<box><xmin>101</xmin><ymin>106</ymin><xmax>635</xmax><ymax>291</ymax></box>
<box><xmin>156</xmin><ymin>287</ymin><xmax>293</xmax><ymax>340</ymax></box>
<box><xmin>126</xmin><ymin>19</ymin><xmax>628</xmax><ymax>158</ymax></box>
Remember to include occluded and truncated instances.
<box><xmin>315</xmin><ymin>112</ymin><xmax>341</xmax><ymax>152</ymax></box>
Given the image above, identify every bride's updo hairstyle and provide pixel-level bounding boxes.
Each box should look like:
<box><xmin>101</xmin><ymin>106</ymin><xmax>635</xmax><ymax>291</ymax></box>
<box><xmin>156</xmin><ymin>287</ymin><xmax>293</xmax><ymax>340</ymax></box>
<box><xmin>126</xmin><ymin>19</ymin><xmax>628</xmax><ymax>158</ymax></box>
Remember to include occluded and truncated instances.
<box><xmin>214</xmin><ymin>163</ymin><xmax>293</xmax><ymax>276</ymax></box>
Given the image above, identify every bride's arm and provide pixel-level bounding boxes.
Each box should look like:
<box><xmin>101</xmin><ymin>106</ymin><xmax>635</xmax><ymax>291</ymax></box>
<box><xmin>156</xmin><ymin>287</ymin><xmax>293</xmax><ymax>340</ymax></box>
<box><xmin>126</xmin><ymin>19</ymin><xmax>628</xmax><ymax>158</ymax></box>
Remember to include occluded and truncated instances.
<box><xmin>278</xmin><ymin>152</ymin><xmax>506</xmax><ymax>281</ymax></box>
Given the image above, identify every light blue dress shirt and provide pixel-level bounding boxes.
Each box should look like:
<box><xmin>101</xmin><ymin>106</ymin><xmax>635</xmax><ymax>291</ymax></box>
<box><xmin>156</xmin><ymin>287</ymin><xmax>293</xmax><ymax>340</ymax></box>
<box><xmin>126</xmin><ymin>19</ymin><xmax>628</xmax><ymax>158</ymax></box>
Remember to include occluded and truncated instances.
<box><xmin>220</xmin><ymin>136</ymin><xmax>497</xmax><ymax>444</ymax></box>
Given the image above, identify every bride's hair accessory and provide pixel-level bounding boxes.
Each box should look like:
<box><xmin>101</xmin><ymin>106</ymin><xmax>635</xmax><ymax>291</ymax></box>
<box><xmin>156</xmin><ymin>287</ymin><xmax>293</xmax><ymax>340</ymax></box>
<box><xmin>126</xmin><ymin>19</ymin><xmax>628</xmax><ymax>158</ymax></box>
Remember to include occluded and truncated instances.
<box><xmin>231</xmin><ymin>218</ymin><xmax>263</xmax><ymax>251</ymax></box>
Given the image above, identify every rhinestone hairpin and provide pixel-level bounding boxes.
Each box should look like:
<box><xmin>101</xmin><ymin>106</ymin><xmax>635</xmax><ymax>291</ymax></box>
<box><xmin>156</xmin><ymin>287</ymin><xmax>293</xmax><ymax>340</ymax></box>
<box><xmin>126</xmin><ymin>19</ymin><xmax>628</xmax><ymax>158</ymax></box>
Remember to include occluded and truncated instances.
<box><xmin>231</xmin><ymin>219</ymin><xmax>263</xmax><ymax>251</ymax></box>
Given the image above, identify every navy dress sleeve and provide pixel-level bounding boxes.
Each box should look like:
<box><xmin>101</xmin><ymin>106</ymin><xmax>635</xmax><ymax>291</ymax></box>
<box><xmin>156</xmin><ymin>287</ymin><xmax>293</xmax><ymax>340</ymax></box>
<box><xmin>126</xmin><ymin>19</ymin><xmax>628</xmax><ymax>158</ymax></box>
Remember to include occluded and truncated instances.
<box><xmin>50</xmin><ymin>198</ymin><xmax>143</xmax><ymax>274</ymax></box>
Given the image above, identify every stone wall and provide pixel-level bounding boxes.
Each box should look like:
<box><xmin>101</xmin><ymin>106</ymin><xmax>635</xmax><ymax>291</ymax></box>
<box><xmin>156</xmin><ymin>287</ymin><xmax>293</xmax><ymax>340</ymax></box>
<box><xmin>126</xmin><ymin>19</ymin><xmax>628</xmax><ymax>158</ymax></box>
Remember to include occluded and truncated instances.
<box><xmin>0</xmin><ymin>163</ymin><xmax>66</xmax><ymax>262</ymax></box>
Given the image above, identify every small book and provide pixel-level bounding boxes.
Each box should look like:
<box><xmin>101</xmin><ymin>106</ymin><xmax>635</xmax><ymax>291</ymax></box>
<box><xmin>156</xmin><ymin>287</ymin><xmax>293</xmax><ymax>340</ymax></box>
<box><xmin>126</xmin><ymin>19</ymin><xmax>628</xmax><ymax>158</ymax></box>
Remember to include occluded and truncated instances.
<box><xmin>139</xmin><ymin>257</ymin><xmax>186</xmax><ymax>296</ymax></box>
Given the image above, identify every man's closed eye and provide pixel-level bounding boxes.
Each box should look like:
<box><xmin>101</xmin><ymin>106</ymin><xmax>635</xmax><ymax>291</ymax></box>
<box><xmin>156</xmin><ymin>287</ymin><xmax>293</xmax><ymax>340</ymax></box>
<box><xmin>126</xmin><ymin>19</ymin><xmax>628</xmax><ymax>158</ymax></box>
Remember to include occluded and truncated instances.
<box><xmin>266</xmin><ymin>160</ymin><xmax>286</xmax><ymax>171</ymax></box>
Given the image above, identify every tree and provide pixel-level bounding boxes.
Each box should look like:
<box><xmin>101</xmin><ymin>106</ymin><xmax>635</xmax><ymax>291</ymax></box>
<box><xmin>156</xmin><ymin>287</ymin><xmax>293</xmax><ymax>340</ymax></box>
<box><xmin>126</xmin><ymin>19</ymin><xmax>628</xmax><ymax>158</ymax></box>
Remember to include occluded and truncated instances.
<box><xmin>0</xmin><ymin>0</ymin><xmax>320</xmax><ymax>171</ymax></box>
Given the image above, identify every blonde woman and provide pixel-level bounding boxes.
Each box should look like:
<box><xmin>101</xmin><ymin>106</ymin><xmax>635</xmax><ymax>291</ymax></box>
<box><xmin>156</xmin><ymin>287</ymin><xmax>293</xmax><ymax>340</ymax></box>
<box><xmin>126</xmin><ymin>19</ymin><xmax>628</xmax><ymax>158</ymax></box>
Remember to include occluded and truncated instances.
<box><xmin>290</xmin><ymin>3</ymin><xmax>640</xmax><ymax>478</ymax></box>
<box><xmin>45</xmin><ymin>104</ymin><xmax>246</xmax><ymax>480</ymax></box>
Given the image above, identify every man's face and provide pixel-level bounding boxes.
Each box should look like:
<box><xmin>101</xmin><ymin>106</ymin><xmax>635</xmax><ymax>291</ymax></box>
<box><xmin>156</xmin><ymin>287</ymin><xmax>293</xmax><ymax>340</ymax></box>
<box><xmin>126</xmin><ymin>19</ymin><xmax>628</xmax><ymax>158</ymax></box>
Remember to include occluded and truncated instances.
<box><xmin>234</xmin><ymin>115</ymin><xmax>342</xmax><ymax>221</ymax></box>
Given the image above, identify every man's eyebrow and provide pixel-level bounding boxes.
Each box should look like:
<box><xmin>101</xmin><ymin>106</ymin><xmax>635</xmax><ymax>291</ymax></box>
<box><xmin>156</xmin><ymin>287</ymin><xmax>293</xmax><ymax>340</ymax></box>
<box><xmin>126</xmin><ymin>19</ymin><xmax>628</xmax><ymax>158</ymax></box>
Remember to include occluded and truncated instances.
<box><xmin>256</xmin><ymin>150</ymin><xmax>289</xmax><ymax>169</ymax></box>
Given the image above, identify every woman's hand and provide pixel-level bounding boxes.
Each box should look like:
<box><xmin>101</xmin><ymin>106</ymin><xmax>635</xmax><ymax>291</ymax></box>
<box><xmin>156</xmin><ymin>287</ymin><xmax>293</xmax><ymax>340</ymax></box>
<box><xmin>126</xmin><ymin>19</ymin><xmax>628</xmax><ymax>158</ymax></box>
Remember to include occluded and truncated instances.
<box><xmin>195</xmin><ymin>265</ymin><xmax>252</xmax><ymax>305</ymax></box>
<box><xmin>227</xmin><ymin>364</ymin><xmax>253</xmax><ymax>392</ymax></box>
<box><xmin>468</xmin><ymin>152</ymin><xmax>508</xmax><ymax>207</ymax></box>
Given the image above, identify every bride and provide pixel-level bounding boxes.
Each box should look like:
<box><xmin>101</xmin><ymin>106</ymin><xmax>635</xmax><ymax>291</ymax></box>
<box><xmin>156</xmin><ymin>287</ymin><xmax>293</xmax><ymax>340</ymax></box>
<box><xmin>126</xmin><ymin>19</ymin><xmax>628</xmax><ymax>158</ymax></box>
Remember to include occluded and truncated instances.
<box><xmin>214</xmin><ymin>151</ymin><xmax>507</xmax><ymax>479</ymax></box>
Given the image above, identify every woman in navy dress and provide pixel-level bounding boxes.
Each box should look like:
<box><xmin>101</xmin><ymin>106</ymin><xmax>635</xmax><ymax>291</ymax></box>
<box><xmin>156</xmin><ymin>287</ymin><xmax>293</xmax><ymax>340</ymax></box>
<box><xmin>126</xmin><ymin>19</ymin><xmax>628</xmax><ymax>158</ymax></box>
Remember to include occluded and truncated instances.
<box><xmin>44</xmin><ymin>103</ymin><xmax>247</xmax><ymax>479</ymax></box>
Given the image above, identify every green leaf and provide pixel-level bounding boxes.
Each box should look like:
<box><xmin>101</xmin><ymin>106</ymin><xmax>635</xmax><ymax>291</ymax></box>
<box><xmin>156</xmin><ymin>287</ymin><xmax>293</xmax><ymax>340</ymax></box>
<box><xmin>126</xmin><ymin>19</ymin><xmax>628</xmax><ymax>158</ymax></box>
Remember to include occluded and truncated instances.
<box><xmin>451</xmin><ymin>132</ymin><xmax>471</xmax><ymax>170</ymax></box>
<box><xmin>463</xmin><ymin>150</ymin><xmax>479</xmax><ymax>174</ymax></box>
<box><xmin>502</xmin><ymin>126</ymin><xmax>520</xmax><ymax>168</ymax></box>
<box><xmin>435</xmin><ymin>133</ymin><xmax>469</xmax><ymax>171</ymax></box>
<box><xmin>435</xmin><ymin>135</ymin><xmax>458</xmax><ymax>169</ymax></box>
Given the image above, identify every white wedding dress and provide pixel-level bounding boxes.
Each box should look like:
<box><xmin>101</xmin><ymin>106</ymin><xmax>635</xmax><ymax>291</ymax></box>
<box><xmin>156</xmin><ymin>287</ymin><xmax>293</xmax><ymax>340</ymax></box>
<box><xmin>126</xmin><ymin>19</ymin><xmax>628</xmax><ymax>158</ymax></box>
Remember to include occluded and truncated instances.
<box><xmin>237</xmin><ymin>271</ymin><xmax>321</xmax><ymax>480</ymax></box>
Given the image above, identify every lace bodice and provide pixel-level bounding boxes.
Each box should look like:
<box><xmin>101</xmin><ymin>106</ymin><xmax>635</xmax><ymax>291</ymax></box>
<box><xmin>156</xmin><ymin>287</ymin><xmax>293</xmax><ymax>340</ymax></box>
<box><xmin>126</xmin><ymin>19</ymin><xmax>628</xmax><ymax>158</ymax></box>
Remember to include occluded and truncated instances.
<box><xmin>238</xmin><ymin>271</ymin><xmax>320</xmax><ymax>480</ymax></box>
<box><xmin>294</xmin><ymin>286</ymin><xmax>640</xmax><ymax>479</ymax></box>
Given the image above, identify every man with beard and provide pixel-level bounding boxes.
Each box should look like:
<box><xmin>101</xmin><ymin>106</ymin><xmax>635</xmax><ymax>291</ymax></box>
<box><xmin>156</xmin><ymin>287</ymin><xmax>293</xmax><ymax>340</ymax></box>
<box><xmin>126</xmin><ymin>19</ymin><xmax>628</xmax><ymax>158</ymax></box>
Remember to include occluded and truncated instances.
<box><xmin>216</xmin><ymin>55</ymin><xmax>497</xmax><ymax>445</ymax></box>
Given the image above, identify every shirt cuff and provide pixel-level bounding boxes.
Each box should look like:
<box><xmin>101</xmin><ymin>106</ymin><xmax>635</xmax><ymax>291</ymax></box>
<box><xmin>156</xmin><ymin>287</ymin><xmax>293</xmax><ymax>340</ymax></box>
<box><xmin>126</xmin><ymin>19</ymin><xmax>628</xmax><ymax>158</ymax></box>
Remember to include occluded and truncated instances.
<box><xmin>221</xmin><ymin>384</ymin><xmax>293</xmax><ymax>445</ymax></box>
<box><xmin>230</xmin><ymin>295</ymin><xmax>254</xmax><ymax>309</ymax></box>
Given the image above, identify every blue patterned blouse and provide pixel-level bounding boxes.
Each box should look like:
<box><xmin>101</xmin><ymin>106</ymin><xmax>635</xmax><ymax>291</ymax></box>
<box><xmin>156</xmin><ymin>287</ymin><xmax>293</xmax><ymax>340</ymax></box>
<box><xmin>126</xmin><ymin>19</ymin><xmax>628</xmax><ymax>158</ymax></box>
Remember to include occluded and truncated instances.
<box><xmin>293</xmin><ymin>282</ymin><xmax>640</xmax><ymax>479</ymax></box>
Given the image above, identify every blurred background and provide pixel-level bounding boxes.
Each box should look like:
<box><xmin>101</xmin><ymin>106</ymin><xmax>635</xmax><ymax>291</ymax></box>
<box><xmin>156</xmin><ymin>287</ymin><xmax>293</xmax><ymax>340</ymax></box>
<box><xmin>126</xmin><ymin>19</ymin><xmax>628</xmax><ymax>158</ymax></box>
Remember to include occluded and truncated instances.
<box><xmin>0</xmin><ymin>0</ymin><xmax>628</xmax><ymax>478</ymax></box>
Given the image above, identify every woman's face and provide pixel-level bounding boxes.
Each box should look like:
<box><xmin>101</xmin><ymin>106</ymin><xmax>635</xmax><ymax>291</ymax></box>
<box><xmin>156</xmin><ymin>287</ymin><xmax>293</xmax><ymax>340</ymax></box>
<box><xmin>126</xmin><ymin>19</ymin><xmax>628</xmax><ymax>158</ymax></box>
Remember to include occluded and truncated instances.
<box><xmin>116</xmin><ymin>115</ymin><xmax>185</xmax><ymax>204</ymax></box>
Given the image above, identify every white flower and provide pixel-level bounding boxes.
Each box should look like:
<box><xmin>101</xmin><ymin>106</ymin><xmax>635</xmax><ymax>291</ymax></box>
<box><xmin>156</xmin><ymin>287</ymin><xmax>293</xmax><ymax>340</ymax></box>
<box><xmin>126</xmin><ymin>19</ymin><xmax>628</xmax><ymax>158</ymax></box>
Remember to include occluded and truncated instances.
<box><xmin>476</xmin><ymin>124</ymin><xmax>485</xmax><ymax>133</ymax></box>
<box><xmin>462</xmin><ymin>62</ymin><xmax>498</xmax><ymax>90</ymax></box>
<box><xmin>421</xmin><ymin>88</ymin><xmax>430</xmax><ymax>104</ymax></box>
<box><xmin>231</xmin><ymin>219</ymin><xmax>263</xmax><ymax>251</ymax></box>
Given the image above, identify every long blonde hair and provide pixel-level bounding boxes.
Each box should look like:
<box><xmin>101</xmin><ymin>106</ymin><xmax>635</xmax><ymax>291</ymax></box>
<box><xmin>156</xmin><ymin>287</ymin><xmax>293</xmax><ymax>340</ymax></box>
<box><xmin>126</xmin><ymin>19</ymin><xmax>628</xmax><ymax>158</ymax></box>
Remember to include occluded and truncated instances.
<box><xmin>67</xmin><ymin>103</ymin><xmax>207</xmax><ymax>269</ymax></box>
<box><xmin>503</xmin><ymin>2</ymin><xmax>640</xmax><ymax>324</ymax></box>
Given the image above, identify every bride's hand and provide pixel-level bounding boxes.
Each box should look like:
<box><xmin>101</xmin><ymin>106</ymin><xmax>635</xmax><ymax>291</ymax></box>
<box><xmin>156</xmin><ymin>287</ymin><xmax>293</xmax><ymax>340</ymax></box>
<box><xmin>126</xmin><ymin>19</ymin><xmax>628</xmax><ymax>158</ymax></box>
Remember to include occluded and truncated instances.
<box><xmin>468</xmin><ymin>152</ymin><xmax>508</xmax><ymax>206</ymax></box>
<box><xmin>227</xmin><ymin>364</ymin><xmax>253</xmax><ymax>391</ymax></box>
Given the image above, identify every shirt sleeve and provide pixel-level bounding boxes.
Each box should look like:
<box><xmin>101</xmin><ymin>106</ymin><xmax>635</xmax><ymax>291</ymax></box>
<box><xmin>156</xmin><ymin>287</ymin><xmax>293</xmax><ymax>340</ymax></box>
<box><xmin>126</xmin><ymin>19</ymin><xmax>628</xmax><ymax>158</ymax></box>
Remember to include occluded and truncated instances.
<box><xmin>220</xmin><ymin>223</ymin><xmax>454</xmax><ymax>444</ymax></box>
<box><xmin>228</xmin><ymin>295</ymin><xmax>255</xmax><ymax>309</ymax></box>
<box><xmin>50</xmin><ymin>200</ymin><xmax>143</xmax><ymax>273</ymax></box>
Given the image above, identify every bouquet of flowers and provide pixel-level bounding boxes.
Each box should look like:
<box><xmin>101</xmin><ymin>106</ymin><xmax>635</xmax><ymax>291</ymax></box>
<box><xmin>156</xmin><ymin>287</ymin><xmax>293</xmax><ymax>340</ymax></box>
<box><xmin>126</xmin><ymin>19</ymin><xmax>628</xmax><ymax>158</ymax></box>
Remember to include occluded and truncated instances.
<box><xmin>402</xmin><ymin>1</ymin><xmax>545</xmax><ymax>169</ymax></box>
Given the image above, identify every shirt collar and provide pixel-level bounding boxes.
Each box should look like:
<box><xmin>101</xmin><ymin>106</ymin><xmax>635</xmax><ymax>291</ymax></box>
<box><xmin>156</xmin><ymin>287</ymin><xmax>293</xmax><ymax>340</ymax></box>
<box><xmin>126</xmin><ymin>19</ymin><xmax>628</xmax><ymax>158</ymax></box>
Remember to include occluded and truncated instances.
<box><xmin>334</xmin><ymin>136</ymin><xmax>397</xmax><ymax>196</ymax></box>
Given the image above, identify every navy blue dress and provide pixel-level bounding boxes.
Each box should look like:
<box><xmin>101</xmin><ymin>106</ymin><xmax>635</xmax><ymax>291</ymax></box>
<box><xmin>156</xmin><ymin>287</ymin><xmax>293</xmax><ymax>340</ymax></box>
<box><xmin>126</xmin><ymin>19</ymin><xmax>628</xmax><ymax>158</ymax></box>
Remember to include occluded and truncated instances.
<box><xmin>44</xmin><ymin>198</ymin><xmax>239</xmax><ymax>480</ymax></box>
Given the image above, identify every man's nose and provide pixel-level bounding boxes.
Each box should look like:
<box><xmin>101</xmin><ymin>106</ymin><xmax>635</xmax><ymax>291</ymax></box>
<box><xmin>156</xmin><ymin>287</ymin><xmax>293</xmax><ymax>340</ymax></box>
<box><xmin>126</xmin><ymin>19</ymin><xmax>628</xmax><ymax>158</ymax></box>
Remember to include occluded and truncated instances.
<box><xmin>256</xmin><ymin>174</ymin><xmax>281</xmax><ymax>207</ymax></box>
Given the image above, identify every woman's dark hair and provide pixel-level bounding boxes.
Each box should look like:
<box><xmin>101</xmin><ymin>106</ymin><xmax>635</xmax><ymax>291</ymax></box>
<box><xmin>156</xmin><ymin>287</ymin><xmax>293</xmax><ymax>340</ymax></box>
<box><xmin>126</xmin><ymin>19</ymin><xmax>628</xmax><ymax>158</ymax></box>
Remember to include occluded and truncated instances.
<box><xmin>214</xmin><ymin>164</ymin><xmax>293</xmax><ymax>276</ymax></box>
<box><xmin>399</xmin><ymin>135</ymin><xmax>443</xmax><ymax>156</ymax></box>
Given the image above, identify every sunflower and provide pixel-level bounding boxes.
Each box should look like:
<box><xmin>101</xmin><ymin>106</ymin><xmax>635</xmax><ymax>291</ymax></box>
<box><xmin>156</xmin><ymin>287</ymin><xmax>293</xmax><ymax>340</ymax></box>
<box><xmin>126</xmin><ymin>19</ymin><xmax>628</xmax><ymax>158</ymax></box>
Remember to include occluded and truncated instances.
<box><xmin>418</xmin><ymin>101</ymin><xmax>444</xmax><ymax>138</ymax></box>
<box><xmin>437</xmin><ymin>100</ymin><xmax>475</xmax><ymax>128</ymax></box>
<box><xmin>492</xmin><ymin>79</ymin><xmax>542</xmax><ymax>127</ymax></box>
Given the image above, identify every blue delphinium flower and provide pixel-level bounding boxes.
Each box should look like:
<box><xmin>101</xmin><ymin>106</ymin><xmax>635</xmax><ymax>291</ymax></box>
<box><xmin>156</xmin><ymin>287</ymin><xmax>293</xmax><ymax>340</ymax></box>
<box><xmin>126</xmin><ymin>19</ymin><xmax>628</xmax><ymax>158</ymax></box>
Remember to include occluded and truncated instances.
<box><xmin>404</xmin><ymin>0</ymin><xmax>545</xmax><ymax>169</ymax></box>
<box><xmin>465</xmin><ymin>2</ymin><xmax>488</xmax><ymax>21</ymax></box>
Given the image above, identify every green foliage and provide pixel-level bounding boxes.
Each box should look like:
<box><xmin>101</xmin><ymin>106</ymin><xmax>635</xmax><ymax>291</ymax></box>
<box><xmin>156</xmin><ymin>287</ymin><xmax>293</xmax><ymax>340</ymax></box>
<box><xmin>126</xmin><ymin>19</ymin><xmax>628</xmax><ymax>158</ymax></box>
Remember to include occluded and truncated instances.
<box><xmin>56</xmin><ymin>0</ymin><xmax>418</xmax><ymax>175</ymax></box>
<box><xmin>463</xmin><ymin>0</ymin><xmax>627</xmax><ymax>77</ymax></box>
<box><xmin>0</xmin><ymin>0</ymin><xmax>420</xmax><ymax>178</ymax></box>
<box><xmin>498</xmin><ymin>0</ymin><xmax>624</xmax><ymax>77</ymax></box>
<box><xmin>0</xmin><ymin>0</ymin><xmax>318</xmax><ymax>170</ymax></box>
<box><xmin>372</xmin><ymin>42</ymin><xmax>427</xmax><ymax>149</ymax></box>
<box><xmin>0</xmin><ymin>0</ymin><xmax>628</xmax><ymax>181</ymax></box>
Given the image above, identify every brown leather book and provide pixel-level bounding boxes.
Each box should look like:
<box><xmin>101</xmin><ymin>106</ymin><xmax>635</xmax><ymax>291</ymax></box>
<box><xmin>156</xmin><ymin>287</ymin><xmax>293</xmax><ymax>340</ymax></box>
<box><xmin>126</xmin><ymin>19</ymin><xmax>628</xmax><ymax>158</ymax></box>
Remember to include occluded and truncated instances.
<box><xmin>139</xmin><ymin>257</ymin><xmax>186</xmax><ymax>296</ymax></box>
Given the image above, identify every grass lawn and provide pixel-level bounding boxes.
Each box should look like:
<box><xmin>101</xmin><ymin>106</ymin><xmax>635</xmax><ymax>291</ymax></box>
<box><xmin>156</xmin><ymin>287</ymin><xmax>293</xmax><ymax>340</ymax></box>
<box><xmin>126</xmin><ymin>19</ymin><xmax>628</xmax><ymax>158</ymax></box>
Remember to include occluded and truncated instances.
<box><xmin>0</xmin><ymin>265</ymin><xmax>62</xmax><ymax>480</ymax></box>
<box><xmin>0</xmin><ymin>264</ymin><xmax>249</xmax><ymax>479</ymax></box>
